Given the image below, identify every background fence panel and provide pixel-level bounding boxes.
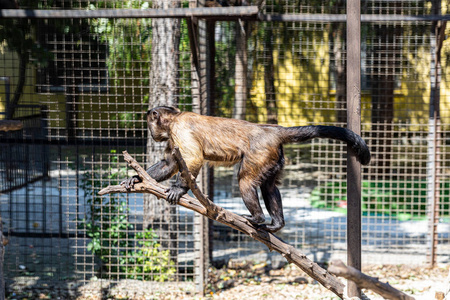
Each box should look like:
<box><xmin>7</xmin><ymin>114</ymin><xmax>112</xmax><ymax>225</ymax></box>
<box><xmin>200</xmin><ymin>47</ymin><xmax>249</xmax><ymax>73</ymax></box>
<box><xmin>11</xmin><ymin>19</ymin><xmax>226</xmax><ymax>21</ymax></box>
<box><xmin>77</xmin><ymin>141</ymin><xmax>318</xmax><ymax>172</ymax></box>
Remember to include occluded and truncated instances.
<box><xmin>0</xmin><ymin>0</ymin><xmax>449</xmax><ymax>297</ymax></box>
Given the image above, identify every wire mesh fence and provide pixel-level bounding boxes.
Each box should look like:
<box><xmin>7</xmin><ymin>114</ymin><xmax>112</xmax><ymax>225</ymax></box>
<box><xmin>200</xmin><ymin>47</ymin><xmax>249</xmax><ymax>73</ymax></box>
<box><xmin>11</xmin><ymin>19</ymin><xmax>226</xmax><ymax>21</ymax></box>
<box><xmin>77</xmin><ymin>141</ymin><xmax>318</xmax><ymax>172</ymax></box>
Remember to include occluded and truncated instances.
<box><xmin>0</xmin><ymin>0</ymin><xmax>449</xmax><ymax>298</ymax></box>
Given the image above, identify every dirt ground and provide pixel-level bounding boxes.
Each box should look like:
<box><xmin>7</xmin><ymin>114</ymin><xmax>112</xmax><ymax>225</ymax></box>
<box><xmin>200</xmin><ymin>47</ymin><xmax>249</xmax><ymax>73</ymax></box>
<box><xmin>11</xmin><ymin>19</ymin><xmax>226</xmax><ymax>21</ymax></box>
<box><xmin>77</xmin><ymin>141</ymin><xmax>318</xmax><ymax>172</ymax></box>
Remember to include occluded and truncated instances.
<box><xmin>203</xmin><ymin>263</ymin><xmax>449</xmax><ymax>300</ymax></box>
<box><xmin>6</xmin><ymin>263</ymin><xmax>449</xmax><ymax>300</ymax></box>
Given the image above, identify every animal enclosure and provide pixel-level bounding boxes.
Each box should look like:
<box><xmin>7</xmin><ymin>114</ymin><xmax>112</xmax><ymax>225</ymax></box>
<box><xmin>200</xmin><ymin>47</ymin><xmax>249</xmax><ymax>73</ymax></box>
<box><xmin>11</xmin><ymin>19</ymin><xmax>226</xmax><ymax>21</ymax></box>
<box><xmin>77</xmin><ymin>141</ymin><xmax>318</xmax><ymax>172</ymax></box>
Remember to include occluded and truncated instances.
<box><xmin>0</xmin><ymin>0</ymin><xmax>450</xmax><ymax>298</ymax></box>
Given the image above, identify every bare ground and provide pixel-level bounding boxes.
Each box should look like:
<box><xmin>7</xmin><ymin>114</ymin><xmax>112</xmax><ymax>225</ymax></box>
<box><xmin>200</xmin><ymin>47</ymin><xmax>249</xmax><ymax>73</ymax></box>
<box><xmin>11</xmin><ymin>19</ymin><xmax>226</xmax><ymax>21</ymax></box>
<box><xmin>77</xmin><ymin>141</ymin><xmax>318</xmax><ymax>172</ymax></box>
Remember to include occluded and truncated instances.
<box><xmin>6</xmin><ymin>263</ymin><xmax>449</xmax><ymax>300</ymax></box>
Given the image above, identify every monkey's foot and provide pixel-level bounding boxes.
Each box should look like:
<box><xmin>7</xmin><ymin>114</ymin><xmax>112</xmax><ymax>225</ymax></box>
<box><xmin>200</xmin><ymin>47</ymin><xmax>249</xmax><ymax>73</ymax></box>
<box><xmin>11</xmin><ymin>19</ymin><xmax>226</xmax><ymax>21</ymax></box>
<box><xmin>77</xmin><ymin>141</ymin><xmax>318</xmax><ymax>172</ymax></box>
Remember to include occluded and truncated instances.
<box><xmin>259</xmin><ymin>222</ymin><xmax>285</xmax><ymax>233</ymax></box>
<box><xmin>241</xmin><ymin>214</ymin><xmax>265</xmax><ymax>225</ymax></box>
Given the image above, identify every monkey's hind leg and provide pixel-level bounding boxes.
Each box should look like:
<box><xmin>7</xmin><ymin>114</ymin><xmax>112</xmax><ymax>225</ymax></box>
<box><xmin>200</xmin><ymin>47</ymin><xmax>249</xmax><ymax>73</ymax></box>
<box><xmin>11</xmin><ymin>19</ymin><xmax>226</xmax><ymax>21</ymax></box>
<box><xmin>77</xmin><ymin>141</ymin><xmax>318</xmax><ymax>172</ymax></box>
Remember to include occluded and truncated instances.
<box><xmin>260</xmin><ymin>177</ymin><xmax>285</xmax><ymax>233</ymax></box>
<box><xmin>239</xmin><ymin>179</ymin><xmax>265</xmax><ymax>225</ymax></box>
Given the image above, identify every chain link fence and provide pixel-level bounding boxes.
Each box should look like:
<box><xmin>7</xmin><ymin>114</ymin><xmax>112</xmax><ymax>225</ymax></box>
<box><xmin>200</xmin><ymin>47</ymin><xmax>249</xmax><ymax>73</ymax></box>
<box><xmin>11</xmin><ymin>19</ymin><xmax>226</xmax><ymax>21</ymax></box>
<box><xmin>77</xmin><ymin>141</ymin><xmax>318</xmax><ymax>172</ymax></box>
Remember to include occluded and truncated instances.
<box><xmin>0</xmin><ymin>0</ymin><xmax>449</xmax><ymax>297</ymax></box>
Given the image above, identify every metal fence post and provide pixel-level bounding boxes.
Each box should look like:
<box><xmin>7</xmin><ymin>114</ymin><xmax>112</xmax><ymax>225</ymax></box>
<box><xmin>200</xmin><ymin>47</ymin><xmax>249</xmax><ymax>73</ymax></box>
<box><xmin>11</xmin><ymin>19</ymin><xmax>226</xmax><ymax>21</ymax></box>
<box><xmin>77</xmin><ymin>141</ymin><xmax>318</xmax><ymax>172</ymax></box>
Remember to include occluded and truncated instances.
<box><xmin>346</xmin><ymin>0</ymin><xmax>362</xmax><ymax>298</ymax></box>
<box><xmin>427</xmin><ymin>0</ymin><xmax>445</xmax><ymax>267</ymax></box>
<box><xmin>192</xmin><ymin>0</ymin><xmax>214</xmax><ymax>295</ymax></box>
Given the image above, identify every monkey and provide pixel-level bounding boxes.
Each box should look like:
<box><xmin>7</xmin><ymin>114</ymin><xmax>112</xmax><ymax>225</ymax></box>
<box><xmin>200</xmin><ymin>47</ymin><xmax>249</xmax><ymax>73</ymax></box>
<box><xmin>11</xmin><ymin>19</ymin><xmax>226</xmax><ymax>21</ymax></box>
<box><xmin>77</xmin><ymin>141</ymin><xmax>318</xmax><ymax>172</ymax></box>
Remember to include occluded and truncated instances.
<box><xmin>121</xmin><ymin>106</ymin><xmax>371</xmax><ymax>233</ymax></box>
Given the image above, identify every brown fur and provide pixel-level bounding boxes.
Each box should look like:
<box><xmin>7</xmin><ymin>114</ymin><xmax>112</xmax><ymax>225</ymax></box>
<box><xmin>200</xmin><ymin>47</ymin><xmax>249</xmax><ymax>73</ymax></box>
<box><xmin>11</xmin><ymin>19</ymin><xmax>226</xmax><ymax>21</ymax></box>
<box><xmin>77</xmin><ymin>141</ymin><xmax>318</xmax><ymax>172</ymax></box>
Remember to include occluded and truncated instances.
<box><xmin>167</xmin><ymin>112</ymin><xmax>283</xmax><ymax>182</ymax></box>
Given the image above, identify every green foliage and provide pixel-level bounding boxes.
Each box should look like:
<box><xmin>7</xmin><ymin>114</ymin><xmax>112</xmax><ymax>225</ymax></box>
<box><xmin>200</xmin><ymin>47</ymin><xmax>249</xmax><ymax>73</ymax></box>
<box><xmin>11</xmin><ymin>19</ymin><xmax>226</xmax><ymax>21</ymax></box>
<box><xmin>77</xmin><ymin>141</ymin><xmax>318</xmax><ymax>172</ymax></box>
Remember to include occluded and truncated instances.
<box><xmin>0</xmin><ymin>1</ymin><xmax>52</xmax><ymax>66</ymax></box>
<box><xmin>89</xmin><ymin>1</ymin><xmax>153</xmax><ymax>80</ymax></box>
<box><xmin>88</xmin><ymin>1</ymin><xmax>193</xmax><ymax>111</ymax></box>
<box><xmin>214</xmin><ymin>22</ymin><xmax>238</xmax><ymax>117</ymax></box>
<box><xmin>109</xmin><ymin>112</ymin><xmax>146</xmax><ymax>128</ymax></box>
<box><xmin>310</xmin><ymin>180</ymin><xmax>450</xmax><ymax>220</ymax></box>
<box><xmin>177</xmin><ymin>19</ymin><xmax>194</xmax><ymax>108</ymax></box>
<box><xmin>79</xmin><ymin>150</ymin><xmax>175</xmax><ymax>281</ymax></box>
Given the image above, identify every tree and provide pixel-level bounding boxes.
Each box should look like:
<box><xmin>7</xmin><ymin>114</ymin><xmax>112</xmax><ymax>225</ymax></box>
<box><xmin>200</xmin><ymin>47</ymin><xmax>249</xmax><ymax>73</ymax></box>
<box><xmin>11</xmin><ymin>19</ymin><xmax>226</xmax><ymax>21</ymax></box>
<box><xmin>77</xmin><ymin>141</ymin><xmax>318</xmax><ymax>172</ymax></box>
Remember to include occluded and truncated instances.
<box><xmin>368</xmin><ymin>23</ymin><xmax>400</xmax><ymax>177</ymax></box>
<box><xmin>263</xmin><ymin>23</ymin><xmax>278</xmax><ymax>124</ymax></box>
<box><xmin>143</xmin><ymin>0</ymin><xmax>181</xmax><ymax>261</ymax></box>
<box><xmin>90</xmin><ymin>0</ymin><xmax>182</xmax><ymax>267</ymax></box>
<box><xmin>233</xmin><ymin>20</ymin><xmax>249</xmax><ymax>121</ymax></box>
<box><xmin>332</xmin><ymin>22</ymin><xmax>347</xmax><ymax>124</ymax></box>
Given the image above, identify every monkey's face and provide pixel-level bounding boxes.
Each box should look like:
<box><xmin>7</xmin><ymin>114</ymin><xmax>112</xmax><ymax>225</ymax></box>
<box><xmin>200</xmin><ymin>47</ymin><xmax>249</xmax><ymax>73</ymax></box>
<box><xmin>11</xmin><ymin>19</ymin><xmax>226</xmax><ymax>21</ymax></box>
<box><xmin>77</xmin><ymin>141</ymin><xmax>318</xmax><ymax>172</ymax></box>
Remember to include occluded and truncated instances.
<box><xmin>147</xmin><ymin>108</ymin><xmax>170</xmax><ymax>142</ymax></box>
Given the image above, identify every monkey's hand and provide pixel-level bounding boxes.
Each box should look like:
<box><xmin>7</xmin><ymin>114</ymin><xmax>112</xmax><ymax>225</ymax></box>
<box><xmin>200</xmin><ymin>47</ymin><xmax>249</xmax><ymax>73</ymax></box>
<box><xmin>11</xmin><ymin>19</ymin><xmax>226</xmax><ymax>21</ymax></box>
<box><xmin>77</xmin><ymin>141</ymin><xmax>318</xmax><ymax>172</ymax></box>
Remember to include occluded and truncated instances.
<box><xmin>120</xmin><ymin>175</ymin><xmax>141</xmax><ymax>189</ymax></box>
<box><xmin>165</xmin><ymin>185</ymin><xmax>189</xmax><ymax>205</ymax></box>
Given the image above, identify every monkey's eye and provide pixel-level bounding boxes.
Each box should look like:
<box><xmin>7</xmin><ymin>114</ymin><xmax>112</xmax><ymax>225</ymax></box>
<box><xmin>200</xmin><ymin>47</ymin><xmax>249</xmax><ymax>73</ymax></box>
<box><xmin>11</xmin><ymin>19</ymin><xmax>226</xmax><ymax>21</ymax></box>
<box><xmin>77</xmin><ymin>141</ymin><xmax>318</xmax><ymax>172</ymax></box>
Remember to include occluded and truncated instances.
<box><xmin>147</xmin><ymin>110</ymin><xmax>151</xmax><ymax>116</ymax></box>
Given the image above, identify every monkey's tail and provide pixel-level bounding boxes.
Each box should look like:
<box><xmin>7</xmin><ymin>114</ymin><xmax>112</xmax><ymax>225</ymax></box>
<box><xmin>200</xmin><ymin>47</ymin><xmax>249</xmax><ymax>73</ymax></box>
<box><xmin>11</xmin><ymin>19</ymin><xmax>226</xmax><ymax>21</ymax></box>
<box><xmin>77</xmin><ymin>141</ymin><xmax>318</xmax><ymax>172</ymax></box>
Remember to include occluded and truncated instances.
<box><xmin>282</xmin><ymin>125</ymin><xmax>371</xmax><ymax>165</ymax></box>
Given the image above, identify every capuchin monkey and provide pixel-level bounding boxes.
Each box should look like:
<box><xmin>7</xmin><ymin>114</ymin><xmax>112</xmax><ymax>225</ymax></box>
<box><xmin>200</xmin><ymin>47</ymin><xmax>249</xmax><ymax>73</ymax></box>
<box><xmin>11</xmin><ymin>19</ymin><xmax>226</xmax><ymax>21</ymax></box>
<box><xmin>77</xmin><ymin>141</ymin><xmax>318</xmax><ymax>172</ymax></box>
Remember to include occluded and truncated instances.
<box><xmin>121</xmin><ymin>106</ymin><xmax>371</xmax><ymax>233</ymax></box>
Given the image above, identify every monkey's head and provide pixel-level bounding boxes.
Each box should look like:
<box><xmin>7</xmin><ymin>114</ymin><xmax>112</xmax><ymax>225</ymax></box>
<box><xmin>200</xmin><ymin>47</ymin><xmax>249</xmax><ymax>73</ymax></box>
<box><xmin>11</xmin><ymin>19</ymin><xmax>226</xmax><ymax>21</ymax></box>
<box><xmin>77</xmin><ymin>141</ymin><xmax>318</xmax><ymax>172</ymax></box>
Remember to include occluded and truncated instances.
<box><xmin>147</xmin><ymin>106</ymin><xmax>181</xmax><ymax>142</ymax></box>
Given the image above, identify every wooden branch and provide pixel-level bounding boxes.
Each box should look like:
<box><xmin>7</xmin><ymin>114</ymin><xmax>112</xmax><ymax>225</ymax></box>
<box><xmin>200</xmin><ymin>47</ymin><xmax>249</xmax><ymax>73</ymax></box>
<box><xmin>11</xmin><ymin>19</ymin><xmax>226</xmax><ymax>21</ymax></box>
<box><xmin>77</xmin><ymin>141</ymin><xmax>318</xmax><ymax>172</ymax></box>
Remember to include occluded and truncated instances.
<box><xmin>98</xmin><ymin>152</ymin><xmax>207</xmax><ymax>216</ymax></box>
<box><xmin>172</xmin><ymin>147</ymin><xmax>214</xmax><ymax>210</ymax></box>
<box><xmin>328</xmin><ymin>259</ymin><xmax>415</xmax><ymax>300</ymax></box>
<box><xmin>0</xmin><ymin>120</ymin><xmax>23</xmax><ymax>132</ymax></box>
<box><xmin>99</xmin><ymin>150</ymin><xmax>345</xmax><ymax>299</ymax></box>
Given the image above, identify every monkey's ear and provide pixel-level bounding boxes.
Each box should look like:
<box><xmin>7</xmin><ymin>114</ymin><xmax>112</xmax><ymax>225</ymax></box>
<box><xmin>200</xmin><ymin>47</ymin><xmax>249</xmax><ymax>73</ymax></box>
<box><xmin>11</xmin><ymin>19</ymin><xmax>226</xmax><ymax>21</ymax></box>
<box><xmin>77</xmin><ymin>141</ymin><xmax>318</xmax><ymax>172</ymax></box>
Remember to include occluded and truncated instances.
<box><xmin>152</xmin><ymin>110</ymin><xmax>159</xmax><ymax>120</ymax></box>
<box><xmin>147</xmin><ymin>109</ymin><xmax>160</xmax><ymax>121</ymax></box>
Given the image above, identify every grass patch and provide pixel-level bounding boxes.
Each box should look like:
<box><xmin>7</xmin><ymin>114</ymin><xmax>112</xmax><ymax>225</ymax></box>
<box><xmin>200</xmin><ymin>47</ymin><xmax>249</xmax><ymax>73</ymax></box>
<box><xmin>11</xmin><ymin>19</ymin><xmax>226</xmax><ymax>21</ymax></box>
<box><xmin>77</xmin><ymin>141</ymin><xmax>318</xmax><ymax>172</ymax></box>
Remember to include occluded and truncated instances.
<box><xmin>310</xmin><ymin>179</ymin><xmax>450</xmax><ymax>220</ymax></box>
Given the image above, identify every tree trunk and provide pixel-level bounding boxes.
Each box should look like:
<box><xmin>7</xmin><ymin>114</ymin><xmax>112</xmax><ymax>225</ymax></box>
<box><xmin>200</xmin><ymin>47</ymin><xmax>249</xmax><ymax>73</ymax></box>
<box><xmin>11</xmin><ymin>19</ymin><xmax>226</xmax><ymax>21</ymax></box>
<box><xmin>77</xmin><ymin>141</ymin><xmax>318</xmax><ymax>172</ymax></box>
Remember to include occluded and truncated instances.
<box><xmin>6</xmin><ymin>52</ymin><xmax>28</xmax><ymax>119</ymax></box>
<box><xmin>233</xmin><ymin>20</ymin><xmax>248</xmax><ymax>121</ymax></box>
<box><xmin>264</xmin><ymin>24</ymin><xmax>277</xmax><ymax>125</ymax></box>
<box><xmin>332</xmin><ymin>23</ymin><xmax>346</xmax><ymax>124</ymax></box>
<box><xmin>143</xmin><ymin>0</ymin><xmax>181</xmax><ymax>261</ymax></box>
<box><xmin>370</xmin><ymin>21</ymin><xmax>401</xmax><ymax>179</ymax></box>
<box><xmin>232</xmin><ymin>20</ymin><xmax>249</xmax><ymax>196</ymax></box>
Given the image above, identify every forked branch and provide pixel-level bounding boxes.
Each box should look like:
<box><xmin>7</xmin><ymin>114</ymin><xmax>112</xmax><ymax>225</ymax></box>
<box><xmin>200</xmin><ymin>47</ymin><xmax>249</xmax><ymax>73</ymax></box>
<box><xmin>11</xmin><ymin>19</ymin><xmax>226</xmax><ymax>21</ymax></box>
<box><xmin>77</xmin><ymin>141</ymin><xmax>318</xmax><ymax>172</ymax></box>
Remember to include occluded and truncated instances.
<box><xmin>98</xmin><ymin>150</ymin><xmax>345</xmax><ymax>298</ymax></box>
<box><xmin>99</xmin><ymin>150</ymin><xmax>417</xmax><ymax>300</ymax></box>
<box><xmin>328</xmin><ymin>259</ymin><xmax>415</xmax><ymax>300</ymax></box>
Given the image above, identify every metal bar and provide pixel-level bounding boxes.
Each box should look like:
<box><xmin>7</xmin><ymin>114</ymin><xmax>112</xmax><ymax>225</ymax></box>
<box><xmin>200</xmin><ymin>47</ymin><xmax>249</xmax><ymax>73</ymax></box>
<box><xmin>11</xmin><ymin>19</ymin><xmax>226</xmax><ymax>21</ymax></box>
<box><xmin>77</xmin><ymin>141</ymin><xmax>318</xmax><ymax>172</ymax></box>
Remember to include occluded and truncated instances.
<box><xmin>362</xmin><ymin>14</ymin><xmax>450</xmax><ymax>22</ymax></box>
<box><xmin>0</xmin><ymin>6</ymin><xmax>259</xmax><ymax>19</ymax></box>
<box><xmin>427</xmin><ymin>3</ymin><xmax>445</xmax><ymax>266</ymax></box>
<box><xmin>193</xmin><ymin>1</ymin><xmax>210</xmax><ymax>296</ymax></box>
<box><xmin>346</xmin><ymin>0</ymin><xmax>362</xmax><ymax>298</ymax></box>
<box><xmin>1</xmin><ymin>8</ymin><xmax>450</xmax><ymax>22</ymax></box>
<box><xmin>0</xmin><ymin>137</ymin><xmax>147</xmax><ymax>146</ymax></box>
<box><xmin>261</xmin><ymin>13</ymin><xmax>450</xmax><ymax>22</ymax></box>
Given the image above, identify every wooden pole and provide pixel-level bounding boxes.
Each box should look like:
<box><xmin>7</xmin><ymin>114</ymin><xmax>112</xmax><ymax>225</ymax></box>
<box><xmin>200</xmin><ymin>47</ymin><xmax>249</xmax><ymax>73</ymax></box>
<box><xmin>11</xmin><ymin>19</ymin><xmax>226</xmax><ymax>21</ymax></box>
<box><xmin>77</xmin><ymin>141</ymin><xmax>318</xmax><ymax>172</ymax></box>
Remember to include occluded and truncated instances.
<box><xmin>346</xmin><ymin>0</ymin><xmax>362</xmax><ymax>298</ymax></box>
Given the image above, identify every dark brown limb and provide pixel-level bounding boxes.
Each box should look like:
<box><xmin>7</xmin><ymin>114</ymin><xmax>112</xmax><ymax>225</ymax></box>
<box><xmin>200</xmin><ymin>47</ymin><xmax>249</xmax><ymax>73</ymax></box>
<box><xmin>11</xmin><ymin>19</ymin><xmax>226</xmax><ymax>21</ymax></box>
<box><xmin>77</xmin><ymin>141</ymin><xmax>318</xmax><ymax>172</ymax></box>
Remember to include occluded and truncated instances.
<box><xmin>328</xmin><ymin>259</ymin><xmax>415</xmax><ymax>300</ymax></box>
<box><xmin>98</xmin><ymin>150</ymin><xmax>345</xmax><ymax>299</ymax></box>
<box><xmin>98</xmin><ymin>151</ymin><xmax>207</xmax><ymax>216</ymax></box>
<box><xmin>171</xmin><ymin>147</ymin><xmax>214</xmax><ymax>210</ymax></box>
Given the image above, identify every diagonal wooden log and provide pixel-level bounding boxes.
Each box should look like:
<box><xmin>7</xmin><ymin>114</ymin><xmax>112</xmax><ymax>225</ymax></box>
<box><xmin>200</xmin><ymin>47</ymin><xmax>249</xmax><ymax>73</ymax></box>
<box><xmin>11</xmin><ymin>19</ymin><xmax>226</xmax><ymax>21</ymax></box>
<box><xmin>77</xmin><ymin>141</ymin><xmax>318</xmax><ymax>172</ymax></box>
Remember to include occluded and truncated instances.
<box><xmin>328</xmin><ymin>259</ymin><xmax>415</xmax><ymax>300</ymax></box>
<box><xmin>99</xmin><ymin>150</ymin><xmax>345</xmax><ymax>299</ymax></box>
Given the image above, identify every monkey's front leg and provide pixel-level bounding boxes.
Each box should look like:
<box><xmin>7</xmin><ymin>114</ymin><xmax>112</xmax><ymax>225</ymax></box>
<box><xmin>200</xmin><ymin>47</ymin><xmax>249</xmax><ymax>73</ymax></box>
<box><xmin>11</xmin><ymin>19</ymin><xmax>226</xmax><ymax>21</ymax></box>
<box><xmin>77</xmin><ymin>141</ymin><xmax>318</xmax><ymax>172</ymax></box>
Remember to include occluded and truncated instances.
<box><xmin>165</xmin><ymin>158</ymin><xmax>204</xmax><ymax>204</ymax></box>
<box><xmin>165</xmin><ymin>174</ymin><xmax>190</xmax><ymax>205</ymax></box>
<box><xmin>121</xmin><ymin>158</ymin><xmax>178</xmax><ymax>189</ymax></box>
<box><xmin>165</xmin><ymin>157</ymin><xmax>203</xmax><ymax>205</ymax></box>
